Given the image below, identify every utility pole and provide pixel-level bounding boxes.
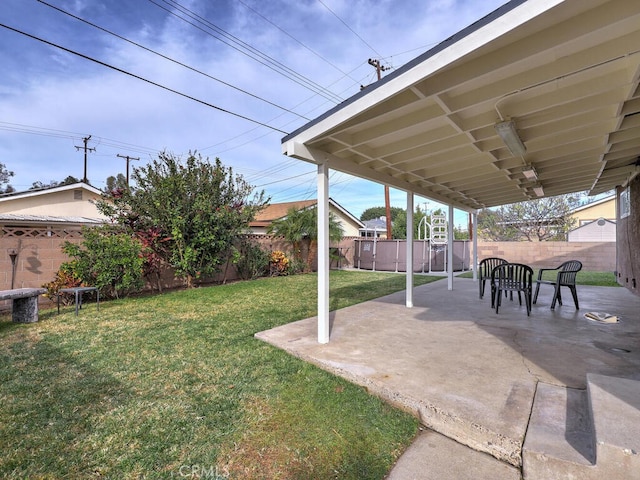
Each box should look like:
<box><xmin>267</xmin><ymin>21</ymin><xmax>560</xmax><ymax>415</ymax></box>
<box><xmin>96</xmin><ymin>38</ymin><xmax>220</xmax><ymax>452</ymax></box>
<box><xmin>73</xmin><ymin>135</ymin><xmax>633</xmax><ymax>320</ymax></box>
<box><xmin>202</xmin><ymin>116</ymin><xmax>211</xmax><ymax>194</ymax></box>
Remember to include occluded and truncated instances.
<box><xmin>368</xmin><ymin>58</ymin><xmax>393</xmax><ymax>239</ymax></box>
<box><xmin>75</xmin><ymin>135</ymin><xmax>95</xmax><ymax>184</ymax></box>
<box><xmin>116</xmin><ymin>154</ymin><xmax>140</xmax><ymax>186</ymax></box>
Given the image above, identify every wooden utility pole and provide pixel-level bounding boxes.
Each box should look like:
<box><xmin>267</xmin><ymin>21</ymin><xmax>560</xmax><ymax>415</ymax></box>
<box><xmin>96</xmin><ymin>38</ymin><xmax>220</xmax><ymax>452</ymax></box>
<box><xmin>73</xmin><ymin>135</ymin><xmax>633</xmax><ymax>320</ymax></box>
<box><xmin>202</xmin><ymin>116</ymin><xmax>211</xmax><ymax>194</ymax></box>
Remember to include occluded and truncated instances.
<box><xmin>116</xmin><ymin>154</ymin><xmax>140</xmax><ymax>186</ymax></box>
<box><xmin>75</xmin><ymin>135</ymin><xmax>95</xmax><ymax>183</ymax></box>
<box><xmin>368</xmin><ymin>59</ymin><xmax>393</xmax><ymax>239</ymax></box>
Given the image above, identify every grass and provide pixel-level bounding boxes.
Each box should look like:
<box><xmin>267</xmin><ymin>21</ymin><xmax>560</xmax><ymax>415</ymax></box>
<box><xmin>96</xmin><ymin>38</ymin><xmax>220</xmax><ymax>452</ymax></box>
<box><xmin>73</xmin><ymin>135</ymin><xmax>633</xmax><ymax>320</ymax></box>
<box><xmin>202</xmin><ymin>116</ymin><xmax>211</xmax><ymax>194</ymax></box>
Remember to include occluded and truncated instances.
<box><xmin>0</xmin><ymin>270</ymin><xmax>441</xmax><ymax>480</ymax></box>
<box><xmin>457</xmin><ymin>269</ymin><xmax>619</xmax><ymax>286</ymax></box>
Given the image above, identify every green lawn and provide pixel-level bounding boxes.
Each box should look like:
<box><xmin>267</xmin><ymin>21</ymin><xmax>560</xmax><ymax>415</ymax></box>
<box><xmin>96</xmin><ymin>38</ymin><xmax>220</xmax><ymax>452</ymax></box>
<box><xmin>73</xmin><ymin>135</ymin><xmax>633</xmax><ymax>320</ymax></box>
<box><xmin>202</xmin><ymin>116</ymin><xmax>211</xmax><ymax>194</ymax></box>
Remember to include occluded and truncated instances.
<box><xmin>457</xmin><ymin>269</ymin><xmax>619</xmax><ymax>287</ymax></box>
<box><xmin>0</xmin><ymin>270</ymin><xmax>441</xmax><ymax>480</ymax></box>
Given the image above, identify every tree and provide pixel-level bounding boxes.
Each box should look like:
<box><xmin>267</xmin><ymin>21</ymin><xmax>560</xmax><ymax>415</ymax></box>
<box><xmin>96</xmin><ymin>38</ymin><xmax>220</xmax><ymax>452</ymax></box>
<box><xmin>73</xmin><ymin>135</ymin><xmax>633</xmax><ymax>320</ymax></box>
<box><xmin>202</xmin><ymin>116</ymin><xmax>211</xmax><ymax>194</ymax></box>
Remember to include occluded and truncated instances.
<box><xmin>390</xmin><ymin>206</ymin><xmax>428</xmax><ymax>239</ymax></box>
<box><xmin>267</xmin><ymin>206</ymin><xmax>344</xmax><ymax>272</ymax></box>
<box><xmin>30</xmin><ymin>176</ymin><xmax>80</xmax><ymax>190</ymax></box>
<box><xmin>478</xmin><ymin>193</ymin><xmax>581</xmax><ymax>241</ymax></box>
<box><xmin>477</xmin><ymin>209</ymin><xmax>520</xmax><ymax>241</ymax></box>
<box><xmin>360</xmin><ymin>206</ymin><xmax>404</xmax><ymax>222</ymax></box>
<box><xmin>454</xmin><ymin>224</ymin><xmax>470</xmax><ymax>240</ymax></box>
<box><xmin>105</xmin><ymin>173</ymin><xmax>128</xmax><ymax>193</ymax></box>
<box><xmin>98</xmin><ymin>151</ymin><xmax>268</xmax><ymax>287</ymax></box>
<box><xmin>0</xmin><ymin>162</ymin><xmax>15</xmax><ymax>193</ymax></box>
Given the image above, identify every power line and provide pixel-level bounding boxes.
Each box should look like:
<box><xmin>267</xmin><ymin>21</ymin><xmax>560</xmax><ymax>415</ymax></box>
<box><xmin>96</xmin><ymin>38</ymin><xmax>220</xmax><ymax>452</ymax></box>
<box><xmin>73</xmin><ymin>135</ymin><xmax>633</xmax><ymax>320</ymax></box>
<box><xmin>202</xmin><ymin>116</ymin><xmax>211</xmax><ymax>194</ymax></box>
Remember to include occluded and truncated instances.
<box><xmin>160</xmin><ymin>0</ymin><xmax>344</xmax><ymax>103</ymax></box>
<box><xmin>0</xmin><ymin>23</ymin><xmax>290</xmax><ymax>135</ymax></box>
<box><xmin>28</xmin><ymin>1</ymin><xmax>359</xmax><ymax>160</ymax></box>
<box><xmin>235</xmin><ymin>0</ymin><xmax>359</xmax><ymax>84</ymax></box>
<box><xmin>317</xmin><ymin>0</ymin><xmax>385</xmax><ymax>60</ymax></box>
<box><xmin>148</xmin><ymin>0</ymin><xmax>344</xmax><ymax>104</ymax></box>
<box><xmin>36</xmin><ymin>0</ymin><xmax>310</xmax><ymax>122</ymax></box>
<box><xmin>0</xmin><ymin>122</ymin><xmax>83</xmax><ymax>141</ymax></box>
<box><xmin>254</xmin><ymin>170</ymin><xmax>314</xmax><ymax>188</ymax></box>
<box><xmin>0</xmin><ymin>121</ymin><xmax>161</xmax><ymax>156</ymax></box>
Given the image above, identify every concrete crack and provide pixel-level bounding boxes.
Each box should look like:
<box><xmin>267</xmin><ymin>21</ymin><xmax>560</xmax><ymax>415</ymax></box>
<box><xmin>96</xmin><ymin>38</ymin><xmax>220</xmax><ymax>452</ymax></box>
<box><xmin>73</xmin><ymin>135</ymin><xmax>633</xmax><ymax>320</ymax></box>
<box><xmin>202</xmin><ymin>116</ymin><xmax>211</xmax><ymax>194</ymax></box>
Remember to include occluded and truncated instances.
<box><xmin>511</xmin><ymin>330</ymin><xmax>541</xmax><ymax>382</ymax></box>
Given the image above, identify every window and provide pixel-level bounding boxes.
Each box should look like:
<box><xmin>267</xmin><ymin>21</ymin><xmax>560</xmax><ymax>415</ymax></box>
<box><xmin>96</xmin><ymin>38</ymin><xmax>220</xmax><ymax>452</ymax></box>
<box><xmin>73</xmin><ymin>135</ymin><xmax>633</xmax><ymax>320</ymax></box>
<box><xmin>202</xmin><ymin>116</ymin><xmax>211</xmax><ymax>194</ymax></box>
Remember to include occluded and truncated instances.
<box><xmin>74</xmin><ymin>190</ymin><xmax>83</xmax><ymax>200</ymax></box>
<box><xmin>620</xmin><ymin>187</ymin><xmax>630</xmax><ymax>219</ymax></box>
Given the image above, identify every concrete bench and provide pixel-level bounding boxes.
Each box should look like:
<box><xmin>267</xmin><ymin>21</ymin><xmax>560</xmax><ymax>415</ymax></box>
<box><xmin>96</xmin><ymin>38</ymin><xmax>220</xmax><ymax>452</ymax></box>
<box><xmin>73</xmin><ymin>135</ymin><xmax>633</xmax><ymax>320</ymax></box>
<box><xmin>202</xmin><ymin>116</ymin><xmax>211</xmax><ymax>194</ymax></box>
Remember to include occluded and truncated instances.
<box><xmin>0</xmin><ymin>288</ymin><xmax>47</xmax><ymax>323</ymax></box>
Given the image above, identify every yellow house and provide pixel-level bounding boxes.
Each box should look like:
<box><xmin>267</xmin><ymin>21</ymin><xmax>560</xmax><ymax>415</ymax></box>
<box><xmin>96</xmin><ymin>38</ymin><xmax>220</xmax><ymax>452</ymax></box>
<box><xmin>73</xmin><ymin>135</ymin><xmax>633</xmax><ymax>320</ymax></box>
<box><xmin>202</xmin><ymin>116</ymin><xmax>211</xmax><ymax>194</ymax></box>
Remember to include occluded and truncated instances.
<box><xmin>0</xmin><ymin>182</ymin><xmax>107</xmax><ymax>236</ymax></box>
<box><xmin>568</xmin><ymin>195</ymin><xmax>616</xmax><ymax>242</ymax></box>
<box><xmin>570</xmin><ymin>195</ymin><xmax>616</xmax><ymax>226</ymax></box>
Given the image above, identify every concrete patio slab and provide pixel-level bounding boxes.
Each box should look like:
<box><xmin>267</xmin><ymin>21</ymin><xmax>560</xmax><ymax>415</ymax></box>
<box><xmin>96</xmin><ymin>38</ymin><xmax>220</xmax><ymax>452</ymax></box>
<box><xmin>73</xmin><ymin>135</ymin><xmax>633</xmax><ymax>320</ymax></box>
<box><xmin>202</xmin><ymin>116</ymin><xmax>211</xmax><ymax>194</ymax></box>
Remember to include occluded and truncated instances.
<box><xmin>256</xmin><ymin>276</ymin><xmax>640</xmax><ymax>473</ymax></box>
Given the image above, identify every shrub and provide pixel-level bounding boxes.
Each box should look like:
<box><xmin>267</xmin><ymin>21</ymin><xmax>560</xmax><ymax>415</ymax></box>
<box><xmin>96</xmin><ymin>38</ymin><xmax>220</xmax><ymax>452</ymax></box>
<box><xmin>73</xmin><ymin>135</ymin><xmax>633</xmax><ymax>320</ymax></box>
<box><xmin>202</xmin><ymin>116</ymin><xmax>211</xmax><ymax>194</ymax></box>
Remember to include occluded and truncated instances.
<box><xmin>269</xmin><ymin>250</ymin><xmax>289</xmax><ymax>276</ymax></box>
<box><xmin>42</xmin><ymin>262</ymin><xmax>82</xmax><ymax>305</ymax></box>
<box><xmin>60</xmin><ymin>226</ymin><xmax>145</xmax><ymax>299</ymax></box>
<box><xmin>98</xmin><ymin>152</ymin><xmax>268</xmax><ymax>288</ymax></box>
<box><xmin>234</xmin><ymin>238</ymin><xmax>269</xmax><ymax>280</ymax></box>
<box><xmin>288</xmin><ymin>257</ymin><xmax>307</xmax><ymax>275</ymax></box>
<box><xmin>135</xmin><ymin>227</ymin><xmax>168</xmax><ymax>292</ymax></box>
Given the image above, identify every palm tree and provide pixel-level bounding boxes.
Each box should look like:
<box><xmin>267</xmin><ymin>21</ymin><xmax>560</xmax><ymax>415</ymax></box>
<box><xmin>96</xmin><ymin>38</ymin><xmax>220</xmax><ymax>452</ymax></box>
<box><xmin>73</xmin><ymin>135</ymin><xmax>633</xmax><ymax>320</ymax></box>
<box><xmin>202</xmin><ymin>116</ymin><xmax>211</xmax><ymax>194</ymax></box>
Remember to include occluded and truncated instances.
<box><xmin>267</xmin><ymin>206</ymin><xmax>344</xmax><ymax>272</ymax></box>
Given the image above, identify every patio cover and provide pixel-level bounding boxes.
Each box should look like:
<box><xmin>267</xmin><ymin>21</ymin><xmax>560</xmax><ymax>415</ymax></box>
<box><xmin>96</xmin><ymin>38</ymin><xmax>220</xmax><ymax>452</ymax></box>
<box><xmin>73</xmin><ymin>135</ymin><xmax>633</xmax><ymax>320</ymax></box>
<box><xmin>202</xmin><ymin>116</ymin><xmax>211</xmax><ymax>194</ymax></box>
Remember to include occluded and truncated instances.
<box><xmin>281</xmin><ymin>0</ymin><xmax>640</xmax><ymax>342</ymax></box>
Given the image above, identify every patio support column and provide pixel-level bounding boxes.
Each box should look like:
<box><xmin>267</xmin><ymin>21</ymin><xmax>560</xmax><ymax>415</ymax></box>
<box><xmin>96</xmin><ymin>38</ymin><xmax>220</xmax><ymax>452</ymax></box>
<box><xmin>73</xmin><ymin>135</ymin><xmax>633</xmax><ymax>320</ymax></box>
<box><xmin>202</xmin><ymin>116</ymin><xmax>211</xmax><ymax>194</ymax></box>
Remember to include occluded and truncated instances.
<box><xmin>406</xmin><ymin>192</ymin><xmax>414</xmax><ymax>308</ymax></box>
<box><xmin>317</xmin><ymin>162</ymin><xmax>330</xmax><ymax>344</ymax></box>
<box><xmin>472</xmin><ymin>212</ymin><xmax>478</xmax><ymax>281</ymax></box>
<box><xmin>448</xmin><ymin>204</ymin><xmax>454</xmax><ymax>290</ymax></box>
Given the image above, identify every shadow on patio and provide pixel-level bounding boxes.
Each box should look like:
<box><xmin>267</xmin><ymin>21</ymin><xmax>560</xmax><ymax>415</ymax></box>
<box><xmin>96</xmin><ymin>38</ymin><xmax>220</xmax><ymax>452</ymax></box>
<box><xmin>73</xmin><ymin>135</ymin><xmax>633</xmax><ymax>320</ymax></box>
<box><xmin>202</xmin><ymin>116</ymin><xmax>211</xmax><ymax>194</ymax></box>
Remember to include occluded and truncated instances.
<box><xmin>256</xmin><ymin>277</ymin><xmax>640</xmax><ymax>470</ymax></box>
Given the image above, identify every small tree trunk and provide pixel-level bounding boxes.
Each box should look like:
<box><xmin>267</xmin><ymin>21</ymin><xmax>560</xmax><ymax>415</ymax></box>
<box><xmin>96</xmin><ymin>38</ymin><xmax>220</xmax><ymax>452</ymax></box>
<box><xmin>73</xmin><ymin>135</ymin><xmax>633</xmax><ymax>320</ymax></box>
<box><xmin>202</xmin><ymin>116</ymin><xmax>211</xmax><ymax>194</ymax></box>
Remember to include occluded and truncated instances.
<box><xmin>306</xmin><ymin>239</ymin><xmax>317</xmax><ymax>273</ymax></box>
<box><xmin>222</xmin><ymin>256</ymin><xmax>231</xmax><ymax>284</ymax></box>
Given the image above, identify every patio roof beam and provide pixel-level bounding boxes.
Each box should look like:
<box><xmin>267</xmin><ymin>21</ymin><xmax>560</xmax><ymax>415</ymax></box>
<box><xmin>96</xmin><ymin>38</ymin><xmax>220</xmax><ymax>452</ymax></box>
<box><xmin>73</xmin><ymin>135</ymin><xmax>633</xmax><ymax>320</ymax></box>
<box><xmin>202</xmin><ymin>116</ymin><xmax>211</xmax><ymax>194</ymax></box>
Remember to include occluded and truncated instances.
<box><xmin>284</xmin><ymin>141</ymin><xmax>477</xmax><ymax>213</ymax></box>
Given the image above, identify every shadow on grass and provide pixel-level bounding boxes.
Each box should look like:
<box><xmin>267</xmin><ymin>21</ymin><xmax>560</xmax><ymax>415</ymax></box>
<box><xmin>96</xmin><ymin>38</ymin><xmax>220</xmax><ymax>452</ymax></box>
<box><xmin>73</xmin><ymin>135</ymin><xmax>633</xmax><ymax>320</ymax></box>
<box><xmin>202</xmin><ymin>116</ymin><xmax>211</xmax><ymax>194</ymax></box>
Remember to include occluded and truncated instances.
<box><xmin>0</xmin><ymin>334</ymin><xmax>131</xmax><ymax>478</ymax></box>
<box><xmin>329</xmin><ymin>274</ymin><xmax>442</xmax><ymax>309</ymax></box>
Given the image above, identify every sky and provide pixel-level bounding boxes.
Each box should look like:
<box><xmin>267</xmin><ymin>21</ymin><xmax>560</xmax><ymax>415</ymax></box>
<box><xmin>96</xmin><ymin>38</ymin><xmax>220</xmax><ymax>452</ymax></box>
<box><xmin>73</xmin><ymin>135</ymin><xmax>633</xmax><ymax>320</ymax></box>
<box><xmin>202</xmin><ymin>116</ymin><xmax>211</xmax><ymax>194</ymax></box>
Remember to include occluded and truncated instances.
<box><xmin>1</xmin><ymin>0</ymin><xmax>509</xmax><ymax>227</ymax></box>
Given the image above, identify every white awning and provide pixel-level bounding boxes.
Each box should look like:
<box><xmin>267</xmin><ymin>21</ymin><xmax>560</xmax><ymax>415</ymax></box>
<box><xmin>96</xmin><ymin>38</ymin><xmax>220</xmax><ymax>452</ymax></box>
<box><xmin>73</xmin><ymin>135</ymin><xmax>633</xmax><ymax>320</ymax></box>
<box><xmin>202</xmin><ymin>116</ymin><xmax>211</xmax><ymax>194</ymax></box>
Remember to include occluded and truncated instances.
<box><xmin>283</xmin><ymin>0</ymin><xmax>640</xmax><ymax>211</ymax></box>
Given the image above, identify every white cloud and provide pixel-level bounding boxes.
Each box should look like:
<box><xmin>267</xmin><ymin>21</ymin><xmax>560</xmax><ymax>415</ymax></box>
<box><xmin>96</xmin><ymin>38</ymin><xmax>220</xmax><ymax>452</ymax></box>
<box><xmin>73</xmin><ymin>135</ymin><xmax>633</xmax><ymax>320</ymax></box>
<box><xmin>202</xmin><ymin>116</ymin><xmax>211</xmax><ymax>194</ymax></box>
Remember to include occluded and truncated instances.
<box><xmin>1</xmin><ymin>0</ymin><xmax>506</xmax><ymax>216</ymax></box>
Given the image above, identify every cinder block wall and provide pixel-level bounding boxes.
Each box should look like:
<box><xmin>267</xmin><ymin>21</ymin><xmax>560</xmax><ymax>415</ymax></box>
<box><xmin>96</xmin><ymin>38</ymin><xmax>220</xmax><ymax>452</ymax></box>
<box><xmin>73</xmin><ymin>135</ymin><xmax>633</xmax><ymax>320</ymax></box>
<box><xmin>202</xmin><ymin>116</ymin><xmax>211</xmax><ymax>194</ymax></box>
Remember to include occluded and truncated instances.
<box><xmin>0</xmin><ymin>234</ymin><xmax>357</xmax><ymax>308</ymax></box>
<box><xmin>1</xmin><ymin>237</ymin><xmax>82</xmax><ymax>292</ymax></box>
<box><xmin>475</xmin><ymin>241</ymin><xmax>616</xmax><ymax>271</ymax></box>
<box><xmin>0</xmin><ymin>233</ymin><xmax>617</xmax><ymax>310</ymax></box>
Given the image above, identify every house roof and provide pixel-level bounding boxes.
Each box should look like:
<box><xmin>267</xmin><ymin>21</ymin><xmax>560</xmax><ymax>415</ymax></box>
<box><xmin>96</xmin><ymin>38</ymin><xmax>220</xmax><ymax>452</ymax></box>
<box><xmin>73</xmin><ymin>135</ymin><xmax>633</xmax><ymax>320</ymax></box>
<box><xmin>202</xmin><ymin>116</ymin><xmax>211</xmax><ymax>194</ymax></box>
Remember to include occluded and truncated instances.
<box><xmin>0</xmin><ymin>214</ymin><xmax>104</xmax><ymax>225</ymax></box>
<box><xmin>282</xmin><ymin>0</ymin><xmax>640</xmax><ymax>213</ymax></box>
<box><xmin>250</xmin><ymin>200</ymin><xmax>317</xmax><ymax>227</ymax></box>
<box><xmin>361</xmin><ymin>218</ymin><xmax>388</xmax><ymax>231</ymax></box>
<box><xmin>250</xmin><ymin>199</ymin><xmax>364</xmax><ymax>228</ymax></box>
<box><xmin>570</xmin><ymin>217</ymin><xmax>616</xmax><ymax>232</ymax></box>
<box><xmin>0</xmin><ymin>182</ymin><xmax>102</xmax><ymax>202</ymax></box>
<box><xmin>570</xmin><ymin>194</ymin><xmax>616</xmax><ymax>214</ymax></box>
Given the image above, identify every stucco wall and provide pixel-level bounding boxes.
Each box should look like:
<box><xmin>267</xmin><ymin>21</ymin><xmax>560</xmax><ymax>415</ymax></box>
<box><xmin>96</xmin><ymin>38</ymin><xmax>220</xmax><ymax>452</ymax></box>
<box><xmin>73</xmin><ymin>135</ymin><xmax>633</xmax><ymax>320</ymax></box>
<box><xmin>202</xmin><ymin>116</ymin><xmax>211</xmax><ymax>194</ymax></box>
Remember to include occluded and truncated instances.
<box><xmin>570</xmin><ymin>198</ymin><xmax>616</xmax><ymax>225</ymax></box>
<box><xmin>0</xmin><ymin>188</ymin><xmax>106</xmax><ymax>218</ymax></box>
<box><xmin>616</xmin><ymin>177</ymin><xmax>640</xmax><ymax>295</ymax></box>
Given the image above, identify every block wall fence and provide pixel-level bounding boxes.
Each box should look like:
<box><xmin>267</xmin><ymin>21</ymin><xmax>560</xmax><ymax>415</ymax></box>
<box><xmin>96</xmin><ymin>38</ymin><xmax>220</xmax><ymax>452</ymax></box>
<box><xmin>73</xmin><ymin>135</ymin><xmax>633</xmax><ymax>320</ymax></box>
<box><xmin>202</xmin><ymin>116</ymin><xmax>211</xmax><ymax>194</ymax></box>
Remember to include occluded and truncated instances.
<box><xmin>474</xmin><ymin>240</ymin><xmax>616</xmax><ymax>271</ymax></box>
<box><xmin>0</xmin><ymin>233</ymin><xmax>615</xmax><ymax>309</ymax></box>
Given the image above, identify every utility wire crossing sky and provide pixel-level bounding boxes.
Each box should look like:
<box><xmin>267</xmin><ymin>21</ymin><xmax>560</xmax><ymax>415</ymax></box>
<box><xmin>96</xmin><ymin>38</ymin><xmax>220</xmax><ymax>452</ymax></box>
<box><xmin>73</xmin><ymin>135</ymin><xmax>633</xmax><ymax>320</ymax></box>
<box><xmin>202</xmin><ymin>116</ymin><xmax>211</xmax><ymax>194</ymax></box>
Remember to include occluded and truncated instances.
<box><xmin>0</xmin><ymin>0</ymin><xmax>507</xmax><ymax>221</ymax></box>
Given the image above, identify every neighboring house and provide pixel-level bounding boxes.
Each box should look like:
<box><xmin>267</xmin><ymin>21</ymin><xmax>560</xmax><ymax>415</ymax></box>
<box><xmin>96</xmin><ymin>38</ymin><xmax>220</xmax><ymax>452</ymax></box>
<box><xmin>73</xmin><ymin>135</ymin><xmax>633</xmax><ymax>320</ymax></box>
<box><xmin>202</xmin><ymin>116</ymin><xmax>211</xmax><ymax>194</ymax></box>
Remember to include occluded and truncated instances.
<box><xmin>248</xmin><ymin>198</ymin><xmax>363</xmax><ymax>237</ymax></box>
<box><xmin>0</xmin><ymin>182</ymin><xmax>108</xmax><ymax>237</ymax></box>
<box><xmin>570</xmin><ymin>195</ymin><xmax>616</xmax><ymax>226</ymax></box>
<box><xmin>360</xmin><ymin>217</ymin><xmax>388</xmax><ymax>238</ymax></box>
<box><xmin>568</xmin><ymin>195</ymin><xmax>616</xmax><ymax>242</ymax></box>
<box><xmin>568</xmin><ymin>218</ymin><xmax>616</xmax><ymax>242</ymax></box>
